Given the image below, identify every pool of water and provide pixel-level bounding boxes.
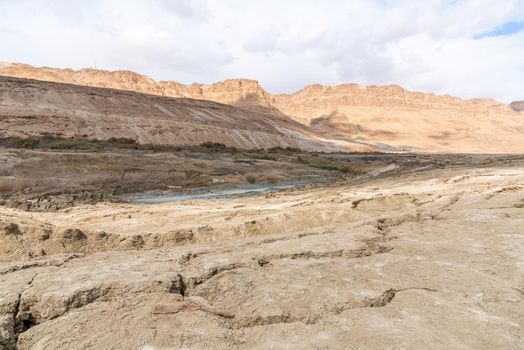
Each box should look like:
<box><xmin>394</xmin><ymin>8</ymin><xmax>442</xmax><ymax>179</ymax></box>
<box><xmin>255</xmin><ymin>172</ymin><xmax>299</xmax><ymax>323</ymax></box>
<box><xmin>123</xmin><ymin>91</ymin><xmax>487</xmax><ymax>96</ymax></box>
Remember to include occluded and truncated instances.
<box><xmin>124</xmin><ymin>179</ymin><xmax>322</xmax><ymax>204</ymax></box>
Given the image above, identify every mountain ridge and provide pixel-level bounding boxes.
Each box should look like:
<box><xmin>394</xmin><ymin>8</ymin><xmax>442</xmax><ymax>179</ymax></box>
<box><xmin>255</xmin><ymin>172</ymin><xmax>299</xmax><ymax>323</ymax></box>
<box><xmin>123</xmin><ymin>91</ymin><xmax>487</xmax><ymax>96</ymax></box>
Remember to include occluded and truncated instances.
<box><xmin>1</xmin><ymin>62</ymin><xmax>523</xmax><ymax>153</ymax></box>
<box><xmin>0</xmin><ymin>62</ymin><xmax>512</xmax><ymax>107</ymax></box>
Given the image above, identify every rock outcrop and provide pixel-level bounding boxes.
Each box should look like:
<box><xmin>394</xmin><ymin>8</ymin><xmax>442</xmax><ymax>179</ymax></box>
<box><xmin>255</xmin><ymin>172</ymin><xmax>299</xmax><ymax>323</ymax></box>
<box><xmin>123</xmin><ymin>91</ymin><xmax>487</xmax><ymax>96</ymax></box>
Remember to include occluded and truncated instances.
<box><xmin>1</xmin><ymin>62</ymin><xmax>523</xmax><ymax>153</ymax></box>
<box><xmin>0</xmin><ymin>63</ymin><xmax>281</xmax><ymax>116</ymax></box>
<box><xmin>273</xmin><ymin>84</ymin><xmax>524</xmax><ymax>153</ymax></box>
<box><xmin>510</xmin><ymin>100</ymin><xmax>524</xmax><ymax>113</ymax></box>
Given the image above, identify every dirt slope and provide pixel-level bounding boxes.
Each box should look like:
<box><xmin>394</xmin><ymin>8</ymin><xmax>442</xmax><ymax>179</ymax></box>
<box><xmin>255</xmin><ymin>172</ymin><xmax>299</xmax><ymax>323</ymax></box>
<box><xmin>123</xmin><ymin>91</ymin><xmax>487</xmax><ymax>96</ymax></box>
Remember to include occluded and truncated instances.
<box><xmin>0</xmin><ymin>76</ymin><xmax>368</xmax><ymax>152</ymax></box>
<box><xmin>2</xmin><ymin>62</ymin><xmax>523</xmax><ymax>153</ymax></box>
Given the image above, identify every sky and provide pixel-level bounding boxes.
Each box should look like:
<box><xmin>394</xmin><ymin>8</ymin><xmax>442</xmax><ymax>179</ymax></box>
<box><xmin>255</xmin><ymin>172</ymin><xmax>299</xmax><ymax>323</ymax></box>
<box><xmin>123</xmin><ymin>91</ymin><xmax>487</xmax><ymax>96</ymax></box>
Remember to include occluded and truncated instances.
<box><xmin>0</xmin><ymin>0</ymin><xmax>523</xmax><ymax>102</ymax></box>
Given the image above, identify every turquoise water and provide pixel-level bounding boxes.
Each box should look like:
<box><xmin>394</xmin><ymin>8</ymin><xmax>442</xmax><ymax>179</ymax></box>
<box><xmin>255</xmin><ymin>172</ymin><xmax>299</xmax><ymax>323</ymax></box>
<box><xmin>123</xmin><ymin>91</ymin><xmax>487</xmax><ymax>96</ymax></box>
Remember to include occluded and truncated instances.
<box><xmin>124</xmin><ymin>179</ymin><xmax>319</xmax><ymax>204</ymax></box>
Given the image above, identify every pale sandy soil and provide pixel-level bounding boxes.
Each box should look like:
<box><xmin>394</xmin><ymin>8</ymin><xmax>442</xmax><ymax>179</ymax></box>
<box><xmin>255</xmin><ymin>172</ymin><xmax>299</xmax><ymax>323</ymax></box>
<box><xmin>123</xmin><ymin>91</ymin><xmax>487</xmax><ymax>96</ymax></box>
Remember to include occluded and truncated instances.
<box><xmin>1</xmin><ymin>164</ymin><xmax>523</xmax><ymax>349</ymax></box>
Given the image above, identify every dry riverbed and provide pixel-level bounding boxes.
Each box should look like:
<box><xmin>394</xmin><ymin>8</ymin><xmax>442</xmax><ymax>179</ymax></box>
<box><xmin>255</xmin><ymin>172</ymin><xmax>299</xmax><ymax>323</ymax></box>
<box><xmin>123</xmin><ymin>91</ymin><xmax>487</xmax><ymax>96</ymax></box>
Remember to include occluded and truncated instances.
<box><xmin>0</xmin><ymin>156</ymin><xmax>523</xmax><ymax>349</ymax></box>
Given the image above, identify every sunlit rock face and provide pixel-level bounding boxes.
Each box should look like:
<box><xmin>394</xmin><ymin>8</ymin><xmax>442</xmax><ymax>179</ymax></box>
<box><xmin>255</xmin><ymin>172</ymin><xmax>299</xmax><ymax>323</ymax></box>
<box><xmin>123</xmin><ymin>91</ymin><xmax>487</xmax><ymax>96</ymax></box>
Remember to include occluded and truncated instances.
<box><xmin>1</xmin><ymin>62</ymin><xmax>524</xmax><ymax>153</ymax></box>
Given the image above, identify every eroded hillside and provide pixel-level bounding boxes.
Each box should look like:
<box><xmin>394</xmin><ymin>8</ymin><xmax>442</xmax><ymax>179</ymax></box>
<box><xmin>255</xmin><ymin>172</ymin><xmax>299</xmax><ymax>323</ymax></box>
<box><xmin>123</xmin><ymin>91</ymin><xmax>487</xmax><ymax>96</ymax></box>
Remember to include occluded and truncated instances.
<box><xmin>1</xmin><ymin>62</ymin><xmax>523</xmax><ymax>153</ymax></box>
<box><xmin>0</xmin><ymin>76</ymin><xmax>367</xmax><ymax>152</ymax></box>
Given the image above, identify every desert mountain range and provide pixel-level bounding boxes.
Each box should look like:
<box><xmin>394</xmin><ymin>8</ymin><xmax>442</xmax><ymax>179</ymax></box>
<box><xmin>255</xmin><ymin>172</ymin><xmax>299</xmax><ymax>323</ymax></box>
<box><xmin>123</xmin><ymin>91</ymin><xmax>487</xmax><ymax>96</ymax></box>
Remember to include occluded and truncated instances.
<box><xmin>1</xmin><ymin>62</ymin><xmax>523</xmax><ymax>153</ymax></box>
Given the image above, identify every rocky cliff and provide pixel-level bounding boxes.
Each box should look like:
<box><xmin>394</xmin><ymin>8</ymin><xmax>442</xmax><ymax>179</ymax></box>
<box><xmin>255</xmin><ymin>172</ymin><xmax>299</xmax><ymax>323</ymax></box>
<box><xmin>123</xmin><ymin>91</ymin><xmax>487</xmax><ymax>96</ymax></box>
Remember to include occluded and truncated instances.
<box><xmin>273</xmin><ymin>84</ymin><xmax>524</xmax><ymax>153</ymax></box>
<box><xmin>1</xmin><ymin>62</ymin><xmax>523</xmax><ymax>153</ymax></box>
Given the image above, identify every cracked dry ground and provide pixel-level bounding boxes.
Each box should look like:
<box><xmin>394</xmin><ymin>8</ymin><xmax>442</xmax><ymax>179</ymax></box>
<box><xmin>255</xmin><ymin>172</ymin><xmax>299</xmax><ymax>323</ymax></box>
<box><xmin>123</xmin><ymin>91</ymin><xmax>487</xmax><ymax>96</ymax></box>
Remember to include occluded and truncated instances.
<box><xmin>1</xmin><ymin>165</ymin><xmax>524</xmax><ymax>349</ymax></box>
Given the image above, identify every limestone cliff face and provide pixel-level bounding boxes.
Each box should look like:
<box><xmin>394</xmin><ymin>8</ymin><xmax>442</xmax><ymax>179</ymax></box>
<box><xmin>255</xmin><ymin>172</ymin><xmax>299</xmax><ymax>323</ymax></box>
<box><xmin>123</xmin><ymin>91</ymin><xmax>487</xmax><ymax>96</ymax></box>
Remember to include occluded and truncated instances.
<box><xmin>0</xmin><ymin>63</ymin><xmax>277</xmax><ymax>114</ymax></box>
<box><xmin>0</xmin><ymin>63</ymin><xmax>164</xmax><ymax>95</ymax></box>
<box><xmin>160</xmin><ymin>79</ymin><xmax>283</xmax><ymax>116</ymax></box>
<box><xmin>273</xmin><ymin>84</ymin><xmax>523</xmax><ymax>153</ymax></box>
<box><xmin>1</xmin><ymin>62</ymin><xmax>523</xmax><ymax>153</ymax></box>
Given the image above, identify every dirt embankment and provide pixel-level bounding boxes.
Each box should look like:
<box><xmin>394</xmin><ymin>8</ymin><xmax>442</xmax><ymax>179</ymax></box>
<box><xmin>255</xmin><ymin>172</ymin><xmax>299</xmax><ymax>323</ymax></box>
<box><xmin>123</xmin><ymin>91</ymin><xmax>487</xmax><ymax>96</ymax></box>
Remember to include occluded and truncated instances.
<box><xmin>2</xmin><ymin>142</ymin><xmax>521</xmax><ymax>213</ymax></box>
<box><xmin>0</xmin><ymin>76</ymin><xmax>364</xmax><ymax>152</ymax></box>
<box><xmin>0</xmin><ymin>141</ymin><xmax>344</xmax><ymax>211</ymax></box>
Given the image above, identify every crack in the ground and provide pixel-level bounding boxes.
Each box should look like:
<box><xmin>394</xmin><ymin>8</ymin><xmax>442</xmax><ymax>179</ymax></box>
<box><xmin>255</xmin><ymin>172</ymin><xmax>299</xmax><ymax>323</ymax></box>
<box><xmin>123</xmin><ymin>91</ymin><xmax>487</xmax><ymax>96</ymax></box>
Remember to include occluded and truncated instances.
<box><xmin>375</xmin><ymin>214</ymin><xmax>422</xmax><ymax>233</ymax></box>
<box><xmin>362</xmin><ymin>288</ymin><xmax>397</xmax><ymax>307</ymax></box>
<box><xmin>9</xmin><ymin>275</ymin><xmax>146</xmax><ymax>348</ymax></box>
<box><xmin>255</xmin><ymin>243</ymin><xmax>393</xmax><ymax>268</ymax></box>
<box><xmin>180</xmin><ymin>263</ymin><xmax>246</xmax><ymax>296</ymax></box>
<box><xmin>337</xmin><ymin>287</ymin><xmax>438</xmax><ymax>314</ymax></box>
<box><xmin>153</xmin><ymin>297</ymin><xmax>234</xmax><ymax>319</ymax></box>
<box><xmin>250</xmin><ymin>215</ymin><xmax>423</xmax><ymax>267</ymax></box>
<box><xmin>8</xmin><ymin>272</ymin><xmax>39</xmax><ymax>350</ymax></box>
<box><xmin>439</xmin><ymin>192</ymin><xmax>463</xmax><ymax>211</ymax></box>
<box><xmin>0</xmin><ymin>254</ymin><xmax>84</xmax><ymax>275</ymax></box>
<box><xmin>238</xmin><ymin>230</ymin><xmax>330</xmax><ymax>249</ymax></box>
<box><xmin>7</xmin><ymin>294</ymin><xmax>22</xmax><ymax>350</ymax></box>
<box><xmin>230</xmin><ymin>313</ymin><xmax>309</xmax><ymax>328</ymax></box>
<box><xmin>9</xmin><ymin>264</ymin><xmax>227</xmax><ymax>347</ymax></box>
<box><xmin>179</xmin><ymin>214</ymin><xmax>424</xmax><ymax>272</ymax></box>
<box><xmin>2</xmin><ymin>213</ymin><xmax>435</xmax><ymax>347</ymax></box>
<box><xmin>230</xmin><ymin>287</ymin><xmax>437</xmax><ymax>329</ymax></box>
<box><xmin>168</xmin><ymin>274</ymin><xmax>187</xmax><ymax>297</ymax></box>
<box><xmin>178</xmin><ymin>248</ymin><xmax>235</xmax><ymax>265</ymax></box>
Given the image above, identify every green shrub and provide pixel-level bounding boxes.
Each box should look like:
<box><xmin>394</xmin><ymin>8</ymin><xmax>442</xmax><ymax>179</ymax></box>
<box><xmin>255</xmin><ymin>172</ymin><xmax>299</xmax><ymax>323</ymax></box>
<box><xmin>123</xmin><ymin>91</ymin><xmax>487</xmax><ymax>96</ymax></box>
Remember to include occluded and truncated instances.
<box><xmin>47</xmin><ymin>140</ymin><xmax>103</xmax><ymax>151</ymax></box>
<box><xmin>108</xmin><ymin>137</ymin><xmax>137</xmax><ymax>145</ymax></box>
<box><xmin>297</xmin><ymin>156</ymin><xmax>353</xmax><ymax>173</ymax></box>
<box><xmin>250</xmin><ymin>152</ymin><xmax>278</xmax><ymax>161</ymax></box>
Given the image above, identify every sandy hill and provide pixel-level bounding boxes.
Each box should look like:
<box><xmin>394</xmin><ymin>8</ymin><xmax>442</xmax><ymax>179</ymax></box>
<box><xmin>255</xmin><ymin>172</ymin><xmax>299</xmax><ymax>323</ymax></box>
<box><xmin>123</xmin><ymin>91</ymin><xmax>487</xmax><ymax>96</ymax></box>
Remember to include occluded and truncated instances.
<box><xmin>1</xmin><ymin>62</ymin><xmax>523</xmax><ymax>153</ymax></box>
<box><xmin>0</xmin><ymin>76</ymin><xmax>359</xmax><ymax>151</ymax></box>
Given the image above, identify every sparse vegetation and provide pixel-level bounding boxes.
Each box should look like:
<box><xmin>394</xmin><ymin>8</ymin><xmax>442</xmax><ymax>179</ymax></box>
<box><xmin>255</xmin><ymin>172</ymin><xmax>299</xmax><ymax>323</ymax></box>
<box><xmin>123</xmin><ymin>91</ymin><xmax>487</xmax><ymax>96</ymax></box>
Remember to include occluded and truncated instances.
<box><xmin>297</xmin><ymin>155</ymin><xmax>355</xmax><ymax>173</ymax></box>
<box><xmin>0</xmin><ymin>135</ymin><xmax>175</xmax><ymax>152</ymax></box>
<box><xmin>248</xmin><ymin>152</ymin><xmax>278</xmax><ymax>161</ymax></box>
<box><xmin>267</xmin><ymin>146</ymin><xmax>302</xmax><ymax>154</ymax></box>
<box><xmin>199</xmin><ymin>142</ymin><xmax>238</xmax><ymax>153</ymax></box>
<box><xmin>0</xmin><ymin>135</ymin><xmax>363</xmax><ymax>198</ymax></box>
<box><xmin>47</xmin><ymin>140</ymin><xmax>104</xmax><ymax>151</ymax></box>
<box><xmin>0</xmin><ymin>136</ymin><xmax>346</xmax><ymax>172</ymax></box>
<box><xmin>0</xmin><ymin>177</ymin><xmax>63</xmax><ymax>193</ymax></box>
<box><xmin>0</xmin><ymin>136</ymin><xmax>241</xmax><ymax>154</ymax></box>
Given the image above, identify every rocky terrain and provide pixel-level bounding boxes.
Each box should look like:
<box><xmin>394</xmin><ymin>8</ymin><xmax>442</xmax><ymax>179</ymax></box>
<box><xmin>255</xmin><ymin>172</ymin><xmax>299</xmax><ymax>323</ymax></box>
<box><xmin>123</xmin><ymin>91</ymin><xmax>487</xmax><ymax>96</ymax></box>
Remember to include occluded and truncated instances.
<box><xmin>510</xmin><ymin>100</ymin><xmax>524</xmax><ymax>113</ymax></box>
<box><xmin>1</xmin><ymin>62</ymin><xmax>523</xmax><ymax>349</ymax></box>
<box><xmin>0</xmin><ymin>76</ymin><xmax>364</xmax><ymax>152</ymax></box>
<box><xmin>273</xmin><ymin>84</ymin><xmax>524</xmax><ymax>153</ymax></box>
<box><xmin>1</xmin><ymin>62</ymin><xmax>524</xmax><ymax>153</ymax></box>
<box><xmin>0</xmin><ymin>157</ymin><xmax>523</xmax><ymax>349</ymax></box>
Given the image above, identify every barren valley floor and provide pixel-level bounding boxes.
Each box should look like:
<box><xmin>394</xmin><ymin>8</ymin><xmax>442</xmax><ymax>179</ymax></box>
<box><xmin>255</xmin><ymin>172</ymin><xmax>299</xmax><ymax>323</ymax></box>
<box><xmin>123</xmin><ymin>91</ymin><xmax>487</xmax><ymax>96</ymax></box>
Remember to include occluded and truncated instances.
<box><xmin>0</xmin><ymin>154</ymin><xmax>523</xmax><ymax>349</ymax></box>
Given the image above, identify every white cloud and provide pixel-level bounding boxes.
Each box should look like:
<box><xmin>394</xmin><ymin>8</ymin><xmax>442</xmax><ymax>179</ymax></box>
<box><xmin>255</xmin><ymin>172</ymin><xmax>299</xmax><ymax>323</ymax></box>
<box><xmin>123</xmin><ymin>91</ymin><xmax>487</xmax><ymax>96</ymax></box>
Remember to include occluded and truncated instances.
<box><xmin>0</xmin><ymin>0</ymin><xmax>523</xmax><ymax>102</ymax></box>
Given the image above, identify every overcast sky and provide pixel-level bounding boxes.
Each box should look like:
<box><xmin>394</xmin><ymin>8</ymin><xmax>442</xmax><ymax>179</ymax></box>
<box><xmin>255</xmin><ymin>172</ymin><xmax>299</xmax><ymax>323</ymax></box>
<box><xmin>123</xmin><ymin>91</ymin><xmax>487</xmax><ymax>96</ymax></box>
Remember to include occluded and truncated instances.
<box><xmin>1</xmin><ymin>0</ymin><xmax>523</xmax><ymax>102</ymax></box>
